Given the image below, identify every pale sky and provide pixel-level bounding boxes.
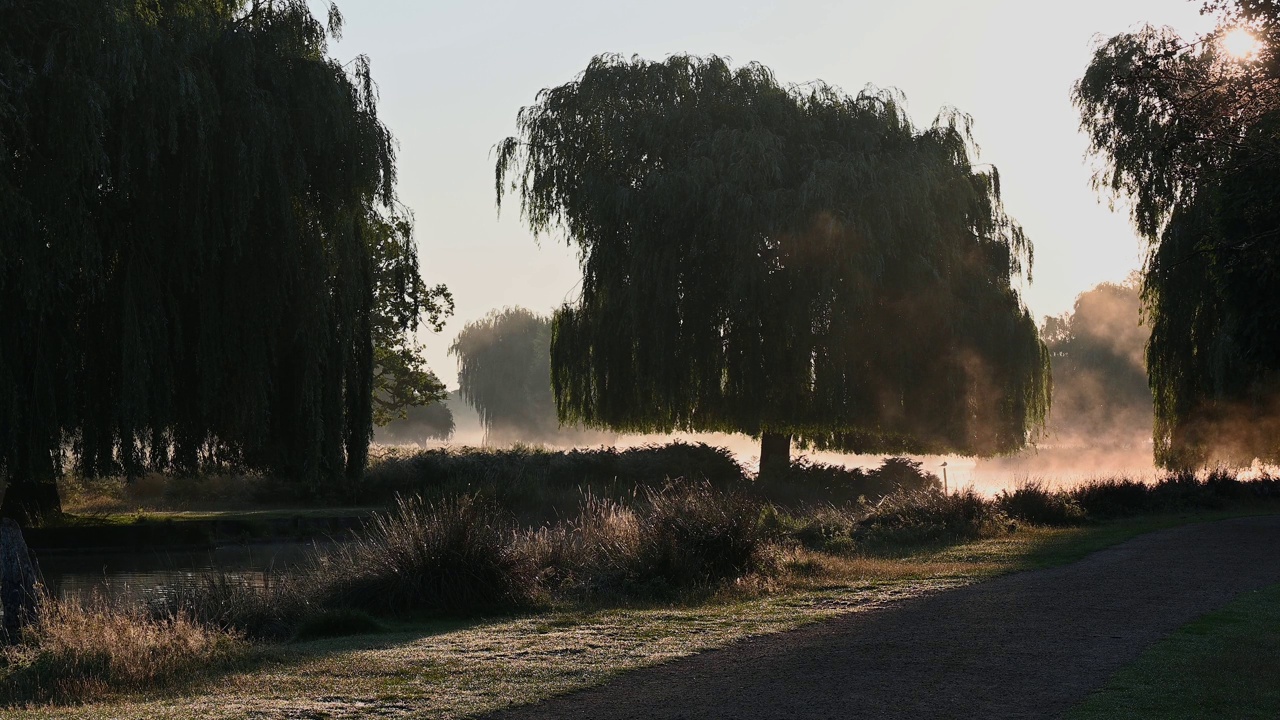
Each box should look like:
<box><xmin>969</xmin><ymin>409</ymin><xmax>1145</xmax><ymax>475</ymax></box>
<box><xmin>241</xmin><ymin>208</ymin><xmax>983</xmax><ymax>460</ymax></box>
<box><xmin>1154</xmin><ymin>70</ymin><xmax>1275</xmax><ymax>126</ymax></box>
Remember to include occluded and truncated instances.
<box><xmin>321</xmin><ymin>0</ymin><xmax>1214</xmax><ymax>389</ymax></box>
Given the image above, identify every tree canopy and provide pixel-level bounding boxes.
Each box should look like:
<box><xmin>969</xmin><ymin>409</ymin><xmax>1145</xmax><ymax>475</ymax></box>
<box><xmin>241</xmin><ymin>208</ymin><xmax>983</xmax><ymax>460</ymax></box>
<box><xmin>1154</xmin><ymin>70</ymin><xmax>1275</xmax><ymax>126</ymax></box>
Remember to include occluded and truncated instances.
<box><xmin>1075</xmin><ymin>1</ymin><xmax>1280</xmax><ymax>467</ymax></box>
<box><xmin>0</xmin><ymin>0</ymin><xmax>442</xmax><ymax>516</ymax></box>
<box><xmin>495</xmin><ymin>55</ymin><xmax>1049</xmax><ymax>460</ymax></box>
<box><xmin>368</xmin><ymin>212</ymin><xmax>454</xmax><ymax>427</ymax></box>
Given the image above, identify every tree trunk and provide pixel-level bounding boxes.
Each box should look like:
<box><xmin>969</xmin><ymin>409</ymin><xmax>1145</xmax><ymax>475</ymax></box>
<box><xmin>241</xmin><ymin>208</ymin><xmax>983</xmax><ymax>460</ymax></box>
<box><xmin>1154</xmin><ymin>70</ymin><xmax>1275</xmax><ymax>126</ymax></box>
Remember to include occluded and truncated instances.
<box><xmin>0</xmin><ymin>518</ymin><xmax>42</xmax><ymax>643</ymax></box>
<box><xmin>759</xmin><ymin>432</ymin><xmax>792</xmax><ymax>475</ymax></box>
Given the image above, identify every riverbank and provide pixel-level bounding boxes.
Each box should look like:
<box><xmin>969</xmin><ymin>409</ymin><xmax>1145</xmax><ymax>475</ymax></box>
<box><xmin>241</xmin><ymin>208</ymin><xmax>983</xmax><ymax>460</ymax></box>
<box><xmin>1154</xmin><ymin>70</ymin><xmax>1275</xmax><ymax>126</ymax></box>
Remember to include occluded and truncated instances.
<box><xmin>26</xmin><ymin>509</ymin><xmax>376</xmax><ymax>554</ymax></box>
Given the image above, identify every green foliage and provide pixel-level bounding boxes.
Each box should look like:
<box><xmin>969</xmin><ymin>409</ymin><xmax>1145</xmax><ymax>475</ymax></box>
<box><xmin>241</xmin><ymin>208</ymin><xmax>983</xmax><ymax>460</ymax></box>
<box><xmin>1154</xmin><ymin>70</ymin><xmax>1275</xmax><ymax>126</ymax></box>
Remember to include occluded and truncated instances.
<box><xmin>1074</xmin><ymin>4</ymin><xmax>1280</xmax><ymax>467</ymax></box>
<box><xmin>495</xmin><ymin>54</ymin><xmax>1049</xmax><ymax>456</ymax></box>
<box><xmin>369</xmin><ymin>212</ymin><xmax>454</xmax><ymax>427</ymax></box>
<box><xmin>0</xmin><ymin>0</ymin><xmax>442</xmax><ymax>497</ymax></box>
<box><xmin>449</xmin><ymin>307</ymin><xmax>559</xmax><ymax>442</ymax></box>
<box><xmin>1041</xmin><ymin>277</ymin><xmax>1152</xmax><ymax>447</ymax></box>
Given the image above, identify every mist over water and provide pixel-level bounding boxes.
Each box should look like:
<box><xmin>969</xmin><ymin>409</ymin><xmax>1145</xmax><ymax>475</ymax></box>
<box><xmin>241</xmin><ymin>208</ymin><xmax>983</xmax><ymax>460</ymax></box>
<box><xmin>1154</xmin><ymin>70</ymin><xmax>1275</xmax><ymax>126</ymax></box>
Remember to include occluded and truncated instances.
<box><xmin>383</xmin><ymin>419</ymin><xmax>1146</xmax><ymax>497</ymax></box>
<box><xmin>377</xmin><ymin>279</ymin><xmax>1280</xmax><ymax>493</ymax></box>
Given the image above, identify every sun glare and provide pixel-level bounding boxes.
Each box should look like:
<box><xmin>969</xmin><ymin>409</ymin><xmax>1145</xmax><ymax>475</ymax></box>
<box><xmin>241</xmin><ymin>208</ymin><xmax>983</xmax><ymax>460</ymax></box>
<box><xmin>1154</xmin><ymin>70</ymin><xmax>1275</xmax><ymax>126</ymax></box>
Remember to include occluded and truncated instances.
<box><xmin>1222</xmin><ymin>28</ymin><xmax>1261</xmax><ymax>60</ymax></box>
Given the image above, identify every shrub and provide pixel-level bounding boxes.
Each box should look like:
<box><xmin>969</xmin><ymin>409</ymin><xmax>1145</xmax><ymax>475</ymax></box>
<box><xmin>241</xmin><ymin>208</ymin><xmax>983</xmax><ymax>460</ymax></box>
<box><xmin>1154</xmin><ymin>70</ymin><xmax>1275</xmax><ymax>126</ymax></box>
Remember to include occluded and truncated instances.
<box><xmin>858</xmin><ymin>488</ymin><xmax>1005</xmax><ymax>545</ymax></box>
<box><xmin>869</xmin><ymin>458</ymin><xmax>943</xmax><ymax>494</ymax></box>
<box><xmin>771</xmin><ymin>505</ymin><xmax>860</xmax><ymax>553</ymax></box>
<box><xmin>311</xmin><ymin>495</ymin><xmax>539</xmax><ymax>617</ymax></box>
<box><xmin>997</xmin><ymin>480</ymin><xmax>1086</xmax><ymax>526</ymax></box>
<box><xmin>625</xmin><ymin>481</ymin><xmax>773</xmax><ymax>596</ymax></box>
<box><xmin>1069</xmin><ymin>477</ymin><xmax>1154</xmax><ymax>517</ymax></box>
<box><xmin>538</xmin><ymin>481</ymin><xmax>773</xmax><ymax>599</ymax></box>
<box><xmin>755</xmin><ymin>456</ymin><xmax>941</xmax><ymax>508</ymax></box>
<box><xmin>361</xmin><ymin>442</ymin><xmax>746</xmax><ymax>522</ymax></box>
<box><xmin>1</xmin><ymin>594</ymin><xmax>243</xmax><ymax>704</ymax></box>
<box><xmin>531</xmin><ymin>495</ymin><xmax>644</xmax><ymax>597</ymax></box>
<box><xmin>1150</xmin><ymin>470</ymin><xmax>1231</xmax><ymax>509</ymax></box>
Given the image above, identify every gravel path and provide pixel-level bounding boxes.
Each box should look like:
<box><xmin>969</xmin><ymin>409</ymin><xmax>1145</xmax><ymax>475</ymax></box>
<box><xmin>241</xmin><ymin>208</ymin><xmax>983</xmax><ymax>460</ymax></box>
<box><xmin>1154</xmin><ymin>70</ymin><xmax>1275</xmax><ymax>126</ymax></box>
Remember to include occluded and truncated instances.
<box><xmin>488</xmin><ymin>515</ymin><xmax>1280</xmax><ymax>720</ymax></box>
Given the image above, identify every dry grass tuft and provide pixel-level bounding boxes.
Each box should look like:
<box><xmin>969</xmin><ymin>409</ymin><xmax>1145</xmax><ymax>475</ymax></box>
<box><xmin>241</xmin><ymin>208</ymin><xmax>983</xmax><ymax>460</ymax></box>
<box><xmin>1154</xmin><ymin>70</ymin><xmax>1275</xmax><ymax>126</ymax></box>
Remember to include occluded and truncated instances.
<box><xmin>2</xmin><ymin>593</ymin><xmax>245</xmax><ymax>703</ymax></box>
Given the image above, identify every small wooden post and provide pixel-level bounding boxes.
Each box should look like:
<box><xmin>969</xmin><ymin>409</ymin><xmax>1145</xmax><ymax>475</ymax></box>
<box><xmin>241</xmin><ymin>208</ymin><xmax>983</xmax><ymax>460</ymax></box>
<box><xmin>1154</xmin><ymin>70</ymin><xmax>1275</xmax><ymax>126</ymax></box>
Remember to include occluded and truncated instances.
<box><xmin>941</xmin><ymin>462</ymin><xmax>949</xmax><ymax>496</ymax></box>
<box><xmin>0</xmin><ymin>518</ymin><xmax>42</xmax><ymax>643</ymax></box>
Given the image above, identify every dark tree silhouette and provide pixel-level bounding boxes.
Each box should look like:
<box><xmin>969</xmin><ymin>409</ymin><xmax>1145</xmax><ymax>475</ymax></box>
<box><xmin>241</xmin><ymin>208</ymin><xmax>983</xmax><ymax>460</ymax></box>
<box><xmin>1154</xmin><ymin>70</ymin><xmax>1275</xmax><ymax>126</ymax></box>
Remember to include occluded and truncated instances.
<box><xmin>1075</xmin><ymin>1</ymin><xmax>1280</xmax><ymax>467</ymax></box>
<box><xmin>495</xmin><ymin>55</ymin><xmax>1050</xmax><ymax>470</ymax></box>
<box><xmin>0</xmin><ymin>0</ymin><xmax>442</xmax><ymax>520</ymax></box>
<box><xmin>369</xmin><ymin>212</ymin><xmax>454</xmax><ymax>427</ymax></box>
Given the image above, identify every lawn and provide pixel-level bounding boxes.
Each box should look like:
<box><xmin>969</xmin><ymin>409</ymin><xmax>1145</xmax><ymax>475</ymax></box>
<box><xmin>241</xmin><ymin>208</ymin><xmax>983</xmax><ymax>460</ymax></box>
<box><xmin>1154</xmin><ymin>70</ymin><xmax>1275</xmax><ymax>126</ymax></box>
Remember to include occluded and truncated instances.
<box><xmin>1067</xmin><ymin>580</ymin><xmax>1280</xmax><ymax>720</ymax></box>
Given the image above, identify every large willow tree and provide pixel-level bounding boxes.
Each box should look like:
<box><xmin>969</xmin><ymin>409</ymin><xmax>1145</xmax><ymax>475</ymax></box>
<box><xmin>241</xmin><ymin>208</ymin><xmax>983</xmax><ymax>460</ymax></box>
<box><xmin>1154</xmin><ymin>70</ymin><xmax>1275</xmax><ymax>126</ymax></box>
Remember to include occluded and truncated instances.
<box><xmin>495</xmin><ymin>55</ymin><xmax>1050</xmax><ymax>468</ymax></box>
<box><xmin>1075</xmin><ymin>1</ymin><xmax>1280</xmax><ymax>468</ymax></box>
<box><xmin>0</xmin><ymin>0</ymin><xmax>437</xmax><ymax>519</ymax></box>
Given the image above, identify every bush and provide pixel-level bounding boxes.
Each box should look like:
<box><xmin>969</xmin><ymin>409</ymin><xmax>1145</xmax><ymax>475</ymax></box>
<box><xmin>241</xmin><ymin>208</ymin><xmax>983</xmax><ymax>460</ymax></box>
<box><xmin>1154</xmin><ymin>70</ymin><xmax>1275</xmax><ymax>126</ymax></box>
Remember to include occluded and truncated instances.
<box><xmin>361</xmin><ymin>442</ymin><xmax>747</xmax><ymax>522</ymax></box>
<box><xmin>1069</xmin><ymin>477</ymin><xmax>1154</xmax><ymax>517</ymax></box>
<box><xmin>858</xmin><ymin>488</ymin><xmax>1005</xmax><ymax>545</ymax></box>
<box><xmin>755</xmin><ymin>456</ymin><xmax>941</xmax><ymax>508</ymax></box>
<box><xmin>870</xmin><ymin>458</ymin><xmax>943</xmax><ymax>494</ymax></box>
<box><xmin>997</xmin><ymin>480</ymin><xmax>1086</xmax><ymax>526</ymax></box>
<box><xmin>768</xmin><ymin>505</ymin><xmax>860</xmax><ymax>553</ymax></box>
<box><xmin>1</xmin><ymin>594</ymin><xmax>243</xmax><ymax>704</ymax></box>
<box><xmin>311</xmin><ymin>495</ymin><xmax>539</xmax><ymax>617</ymax></box>
<box><xmin>534</xmin><ymin>482</ymin><xmax>773</xmax><ymax>599</ymax></box>
<box><xmin>628</xmin><ymin>481</ymin><xmax>773</xmax><ymax>596</ymax></box>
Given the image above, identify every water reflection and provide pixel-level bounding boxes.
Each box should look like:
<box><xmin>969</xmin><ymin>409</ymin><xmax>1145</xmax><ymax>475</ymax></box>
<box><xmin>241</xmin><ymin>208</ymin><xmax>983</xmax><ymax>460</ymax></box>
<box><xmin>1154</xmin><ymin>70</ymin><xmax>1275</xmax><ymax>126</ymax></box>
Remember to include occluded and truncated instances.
<box><xmin>36</xmin><ymin>542</ymin><xmax>325</xmax><ymax>607</ymax></box>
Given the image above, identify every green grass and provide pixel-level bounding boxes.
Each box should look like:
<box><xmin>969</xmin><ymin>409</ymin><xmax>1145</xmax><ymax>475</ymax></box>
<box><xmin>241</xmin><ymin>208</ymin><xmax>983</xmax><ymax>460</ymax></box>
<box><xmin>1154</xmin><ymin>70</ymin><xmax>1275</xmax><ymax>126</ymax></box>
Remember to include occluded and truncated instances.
<box><xmin>4</xmin><ymin>510</ymin><xmax>1273</xmax><ymax>720</ymax></box>
<box><xmin>1067</xmin><ymin>580</ymin><xmax>1280</xmax><ymax>720</ymax></box>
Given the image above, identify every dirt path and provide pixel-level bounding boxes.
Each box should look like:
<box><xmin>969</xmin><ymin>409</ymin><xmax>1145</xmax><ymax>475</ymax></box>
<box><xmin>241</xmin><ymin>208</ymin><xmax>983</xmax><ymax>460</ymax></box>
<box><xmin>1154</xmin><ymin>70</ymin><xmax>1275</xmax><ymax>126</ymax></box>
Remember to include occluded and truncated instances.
<box><xmin>487</xmin><ymin>515</ymin><xmax>1280</xmax><ymax>719</ymax></box>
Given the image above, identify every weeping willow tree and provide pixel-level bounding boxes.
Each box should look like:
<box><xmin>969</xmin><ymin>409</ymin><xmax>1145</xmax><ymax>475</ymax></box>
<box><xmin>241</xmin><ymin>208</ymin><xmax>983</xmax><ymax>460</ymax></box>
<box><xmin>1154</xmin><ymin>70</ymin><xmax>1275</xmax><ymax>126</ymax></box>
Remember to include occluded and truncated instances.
<box><xmin>0</xmin><ymin>0</ymin><xmax>441</xmax><ymax>520</ymax></box>
<box><xmin>1075</xmin><ymin>2</ymin><xmax>1280</xmax><ymax>468</ymax></box>
<box><xmin>495</xmin><ymin>55</ymin><xmax>1050</xmax><ymax>469</ymax></box>
<box><xmin>449</xmin><ymin>308</ymin><xmax>559</xmax><ymax>443</ymax></box>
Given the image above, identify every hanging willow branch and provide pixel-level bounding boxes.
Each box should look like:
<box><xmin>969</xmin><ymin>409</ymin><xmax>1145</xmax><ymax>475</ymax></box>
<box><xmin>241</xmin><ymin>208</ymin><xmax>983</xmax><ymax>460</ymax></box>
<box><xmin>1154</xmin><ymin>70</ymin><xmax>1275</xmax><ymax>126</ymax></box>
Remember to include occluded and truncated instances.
<box><xmin>0</xmin><ymin>0</ymin><xmax>439</xmax><ymax>498</ymax></box>
<box><xmin>495</xmin><ymin>54</ymin><xmax>1049</xmax><ymax>456</ymax></box>
<box><xmin>1075</xmin><ymin>3</ymin><xmax>1280</xmax><ymax>468</ymax></box>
